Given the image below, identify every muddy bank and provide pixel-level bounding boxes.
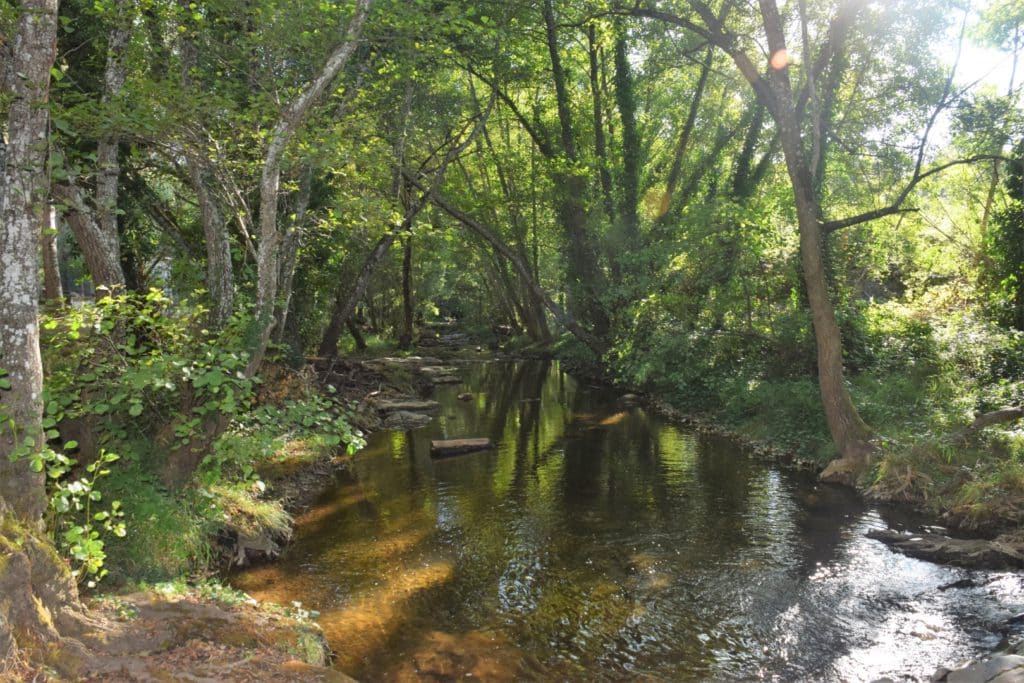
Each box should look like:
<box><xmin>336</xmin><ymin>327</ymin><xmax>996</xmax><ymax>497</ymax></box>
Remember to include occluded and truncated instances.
<box><xmin>80</xmin><ymin>589</ymin><xmax>353</xmax><ymax>682</ymax></box>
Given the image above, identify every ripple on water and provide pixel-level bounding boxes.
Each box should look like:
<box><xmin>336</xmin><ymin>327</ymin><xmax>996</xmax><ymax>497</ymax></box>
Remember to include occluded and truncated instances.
<box><xmin>232</xmin><ymin>360</ymin><xmax>1024</xmax><ymax>682</ymax></box>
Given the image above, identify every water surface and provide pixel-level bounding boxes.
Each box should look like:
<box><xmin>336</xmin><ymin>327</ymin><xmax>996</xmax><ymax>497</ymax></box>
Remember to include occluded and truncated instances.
<box><xmin>233</xmin><ymin>360</ymin><xmax>1024</xmax><ymax>681</ymax></box>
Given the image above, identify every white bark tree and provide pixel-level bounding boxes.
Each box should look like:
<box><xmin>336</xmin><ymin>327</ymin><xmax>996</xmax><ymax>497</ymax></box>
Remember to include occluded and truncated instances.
<box><xmin>0</xmin><ymin>0</ymin><xmax>59</xmax><ymax>522</ymax></box>
<box><xmin>249</xmin><ymin>0</ymin><xmax>372</xmax><ymax>374</ymax></box>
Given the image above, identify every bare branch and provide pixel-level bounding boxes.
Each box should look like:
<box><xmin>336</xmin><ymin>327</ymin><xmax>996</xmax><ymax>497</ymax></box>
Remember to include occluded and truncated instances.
<box><xmin>822</xmin><ymin>154</ymin><xmax>1012</xmax><ymax>234</ymax></box>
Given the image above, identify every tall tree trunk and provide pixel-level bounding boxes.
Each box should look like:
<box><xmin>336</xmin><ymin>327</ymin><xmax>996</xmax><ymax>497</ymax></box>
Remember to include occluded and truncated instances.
<box><xmin>190</xmin><ymin>158</ymin><xmax>235</xmax><ymax>327</ymax></box>
<box><xmin>42</xmin><ymin>205</ymin><xmax>64</xmax><ymax>302</ymax></box>
<box><xmin>588</xmin><ymin>24</ymin><xmax>615</xmax><ymax>224</ymax></box>
<box><xmin>347</xmin><ymin>318</ymin><xmax>367</xmax><ymax>351</ymax></box>
<box><xmin>93</xmin><ymin>5</ymin><xmax>129</xmax><ymax>286</ymax></box>
<box><xmin>659</xmin><ymin>46</ymin><xmax>713</xmax><ymax>221</ymax></box>
<box><xmin>0</xmin><ymin>0</ymin><xmax>58</xmax><ymax>523</ymax></box>
<box><xmin>398</xmin><ymin>236</ymin><xmax>414</xmax><ymax>349</ymax></box>
<box><xmin>755</xmin><ymin>0</ymin><xmax>875</xmax><ymax>479</ymax></box>
<box><xmin>613</xmin><ymin>25</ymin><xmax>640</xmax><ymax>245</ymax></box>
<box><xmin>543</xmin><ymin>0</ymin><xmax>609</xmax><ymax>339</ymax></box>
<box><xmin>274</xmin><ymin>165</ymin><xmax>313</xmax><ymax>341</ymax></box>
<box><xmin>178</xmin><ymin>0</ymin><xmax>235</xmax><ymax>326</ymax></box>
<box><xmin>250</xmin><ymin>0</ymin><xmax>371</xmax><ymax>375</ymax></box>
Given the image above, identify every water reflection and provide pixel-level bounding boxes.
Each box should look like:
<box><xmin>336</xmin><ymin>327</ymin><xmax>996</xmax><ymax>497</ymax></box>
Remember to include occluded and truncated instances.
<box><xmin>232</xmin><ymin>360</ymin><xmax>1024</xmax><ymax>681</ymax></box>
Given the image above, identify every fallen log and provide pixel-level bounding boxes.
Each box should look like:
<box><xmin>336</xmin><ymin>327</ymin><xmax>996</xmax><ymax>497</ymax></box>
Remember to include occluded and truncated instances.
<box><xmin>430</xmin><ymin>438</ymin><xmax>493</xmax><ymax>458</ymax></box>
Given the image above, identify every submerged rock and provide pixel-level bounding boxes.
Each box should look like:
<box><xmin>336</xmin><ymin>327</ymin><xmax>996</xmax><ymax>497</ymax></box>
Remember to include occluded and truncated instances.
<box><xmin>420</xmin><ymin>365</ymin><xmax>462</xmax><ymax>384</ymax></box>
<box><xmin>383</xmin><ymin>410</ymin><xmax>433</xmax><ymax>431</ymax></box>
<box><xmin>867</xmin><ymin>529</ymin><xmax>1024</xmax><ymax>570</ymax></box>
<box><xmin>935</xmin><ymin>651</ymin><xmax>1024</xmax><ymax>682</ymax></box>
<box><xmin>430</xmin><ymin>438</ymin><xmax>493</xmax><ymax>458</ymax></box>
<box><xmin>371</xmin><ymin>398</ymin><xmax>441</xmax><ymax>414</ymax></box>
<box><xmin>457</xmin><ymin>392</ymin><xmax>473</xmax><ymax>401</ymax></box>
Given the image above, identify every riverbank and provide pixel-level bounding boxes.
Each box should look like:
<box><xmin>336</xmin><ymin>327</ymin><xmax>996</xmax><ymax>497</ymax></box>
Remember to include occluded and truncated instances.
<box><xmin>57</xmin><ymin>332</ymin><xmax>1021</xmax><ymax>681</ymax></box>
<box><xmin>231</xmin><ymin>349</ymin><xmax>1024</xmax><ymax>681</ymax></box>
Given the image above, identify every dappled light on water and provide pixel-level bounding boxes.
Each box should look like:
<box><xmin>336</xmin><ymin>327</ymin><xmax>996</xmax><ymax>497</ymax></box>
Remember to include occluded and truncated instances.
<box><xmin>234</xmin><ymin>361</ymin><xmax>1024</xmax><ymax>681</ymax></box>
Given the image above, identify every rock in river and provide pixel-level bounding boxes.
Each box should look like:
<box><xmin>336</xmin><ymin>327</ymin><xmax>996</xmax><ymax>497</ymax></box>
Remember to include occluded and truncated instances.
<box><xmin>383</xmin><ymin>411</ymin><xmax>433</xmax><ymax>431</ymax></box>
<box><xmin>430</xmin><ymin>438</ymin><xmax>493</xmax><ymax>458</ymax></box>
<box><xmin>371</xmin><ymin>398</ymin><xmax>441</xmax><ymax>414</ymax></box>
<box><xmin>867</xmin><ymin>529</ymin><xmax>1024</xmax><ymax>570</ymax></box>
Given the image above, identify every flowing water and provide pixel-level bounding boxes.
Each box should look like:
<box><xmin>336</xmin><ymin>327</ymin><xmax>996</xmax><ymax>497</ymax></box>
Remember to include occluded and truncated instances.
<box><xmin>233</xmin><ymin>360</ymin><xmax>1024</xmax><ymax>681</ymax></box>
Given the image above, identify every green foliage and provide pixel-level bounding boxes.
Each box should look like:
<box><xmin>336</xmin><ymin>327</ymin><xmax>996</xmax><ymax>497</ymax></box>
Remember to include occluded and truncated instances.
<box><xmin>986</xmin><ymin>143</ymin><xmax>1024</xmax><ymax>331</ymax></box>
<box><xmin>41</xmin><ymin>289</ymin><xmax>256</xmax><ymax>452</ymax></box>
<box><xmin>44</xmin><ymin>447</ymin><xmax>126</xmax><ymax>587</ymax></box>
<box><xmin>36</xmin><ymin>291</ymin><xmax>368</xmax><ymax>584</ymax></box>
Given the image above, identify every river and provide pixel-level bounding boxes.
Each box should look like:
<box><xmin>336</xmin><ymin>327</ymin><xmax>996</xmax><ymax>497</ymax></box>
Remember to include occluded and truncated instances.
<box><xmin>232</xmin><ymin>360</ymin><xmax>1024</xmax><ymax>681</ymax></box>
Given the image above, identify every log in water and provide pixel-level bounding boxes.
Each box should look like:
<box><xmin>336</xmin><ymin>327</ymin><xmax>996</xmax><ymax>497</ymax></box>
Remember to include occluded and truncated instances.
<box><xmin>429</xmin><ymin>438</ymin><xmax>493</xmax><ymax>457</ymax></box>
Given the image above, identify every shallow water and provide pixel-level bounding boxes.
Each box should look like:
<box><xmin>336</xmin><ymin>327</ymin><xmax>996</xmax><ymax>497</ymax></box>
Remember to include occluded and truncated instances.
<box><xmin>233</xmin><ymin>360</ymin><xmax>1024</xmax><ymax>681</ymax></box>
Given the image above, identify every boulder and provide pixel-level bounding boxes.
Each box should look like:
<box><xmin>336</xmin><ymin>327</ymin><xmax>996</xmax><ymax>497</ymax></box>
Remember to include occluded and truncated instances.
<box><xmin>937</xmin><ymin>654</ymin><xmax>1024</xmax><ymax>682</ymax></box>
<box><xmin>457</xmin><ymin>393</ymin><xmax>473</xmax><ymax>401</ymax></box>
<box><xmin>867</xmin><ymin>529</ymin><xmax>1024</xmax><ymax>570</ymax></box>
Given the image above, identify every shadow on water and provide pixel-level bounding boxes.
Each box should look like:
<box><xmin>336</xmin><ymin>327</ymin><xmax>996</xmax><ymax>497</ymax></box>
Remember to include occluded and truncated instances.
<box><xmin>232</xmin><ymin>360</ymin><xmax>1024</xmax><ymax>682</ymax></box>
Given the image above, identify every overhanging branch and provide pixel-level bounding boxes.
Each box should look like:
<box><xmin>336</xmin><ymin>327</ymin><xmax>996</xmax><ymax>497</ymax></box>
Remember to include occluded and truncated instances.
<box><xmin>822</xmin><ymin>154</ymin><xmax>1012</xmax><ymax>235</ymax></box>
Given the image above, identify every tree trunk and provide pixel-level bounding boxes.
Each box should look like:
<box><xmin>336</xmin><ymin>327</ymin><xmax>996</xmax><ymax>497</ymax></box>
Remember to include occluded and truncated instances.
<box><xmin>755</xmin><ymin>0</ymin><xmax>875</xmax><ymax>480</ymax></box>
<box><xmin>53</xmin><ymin>181</ymin><xmax>125</xmax><ymax>291</ymax></box>
<box><xmin>274</xmin><ymin>165</ymin><xmax>313</xmax><ymax>341</ymax></box>
<box><xmin>42</xmin><ymin>205</ymin><xmax>64</xmax><ymax>302</ymax></box>
<box><xmin>93</xmin><ymin>7</ymin><xmax>130</xmax><ymax>288</ymax></box>
<box><xmin>190</xmin><ymin>158</ymin><xmax>235</xmax><ymax>327</ymax></box>
<box><xmin>613</xmin><ymin>25</ymin><xmax>640</xmax><ymax>245</ymax></box>
<box><xmin>399</xmin><ymin>236</ymin><xmax>414</xmax><ymax>349</ymax></box>
<box><xmin>587</xmin><ymin>24</ymin><xmax>615</xmax><ymax>224</ymax></box>
<box><xmin>347</xmin><ymin>318</ymin><xmax>367</xmax><ymax>351</ymax></box>
<box><xmin>659</xmin><ymin>46</ymin><xmax>713</xmax><ymax>221</ymax></box>
<box><xmin>542</xmin><ymin>0</ymin><xmax>609</xmax><ymax>339</ymax></box>
<box><xmin>177</xmin><ymin>0</ymin><xmax>234</xmax><ymax>326</ymax></box>
<box><xmin>0</xmin><ymin>0</ymin><xmax>58</xmax><ymax>525</ymax></box>
<box><xmin>250</xmin><ymin>0</ymin><xmax>371</xmax><ymax>375</ymax></box>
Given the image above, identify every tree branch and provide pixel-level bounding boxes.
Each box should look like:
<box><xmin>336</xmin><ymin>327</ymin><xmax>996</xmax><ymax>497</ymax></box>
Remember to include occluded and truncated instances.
<box><xmin>822</xmin><ymin>154</ymin><xmax>1012</xmax><ymax>234</ymax></box>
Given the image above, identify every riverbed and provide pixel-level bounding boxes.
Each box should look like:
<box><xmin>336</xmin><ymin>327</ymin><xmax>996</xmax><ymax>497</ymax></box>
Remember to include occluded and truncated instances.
<box><xmin>232</xmin><ymin>360</ymin><xmax>1024</xmax><ymax>681</ymax></box>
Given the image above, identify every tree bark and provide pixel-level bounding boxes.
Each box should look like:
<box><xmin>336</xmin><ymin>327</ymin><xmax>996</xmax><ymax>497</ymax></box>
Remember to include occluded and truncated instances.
<box><xmin>347</xmin><ymin>318</ymin><xmax>367</xmax><ymax>351</ymax></box>
<box><xmin>398</xmin><ymin>236</ymin><xmax>414</xmax><ymax>349</ymax></box>
<box><xmin>588</xmin><ymin>24</ymin><xmax>615</xmax><ymax>224</ymax></box>
<box><xmin>178</xmin><ymin>10</ymin><xmax>235</xmax><ymax>327</ymax></box>
<box><xmin>93</xmin><ymin>5</ymin><xmax>130</xmax><ymax>288</ymax></box>
<box><xmin>274</xmin><ymin>165</ymin><xmax>313</xmax><ymax>341</ymax></box>
<box><xmin>542</xmin><ymin>0</ymin><xmax>609</xmax><ymax>339</ymax></box>
<box><xmin>0</xmin><ymin>0</ymin><xmax>59</xmax><ymax>523</ymax></box>
<box><xmin>659</xmin><ymin>46</ymin><xmax>713</xmax><ymax>220</ymax></box>
<box><xmin>613</xmin><ymin>25</ymin><xmax>640</xmax><ymax>245</ymax></box>
<box><xmin>753</xmin><ymin>0</ymin><xmax>875</xmax><ymax>476</ymax></box>
<box><xmin>189</xmin><ymin>157</ymin><xmax>235</xmax><ymax>327</ymax></box>
<box><xmin>53</xmin><ymin>180</ymin><xmax>125</xmax><ymax>291</ymax></box>
<box><xmin>41</xmin><ymin>205</ymin><xmax>64</xmax><ymax>302</ymax></box>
